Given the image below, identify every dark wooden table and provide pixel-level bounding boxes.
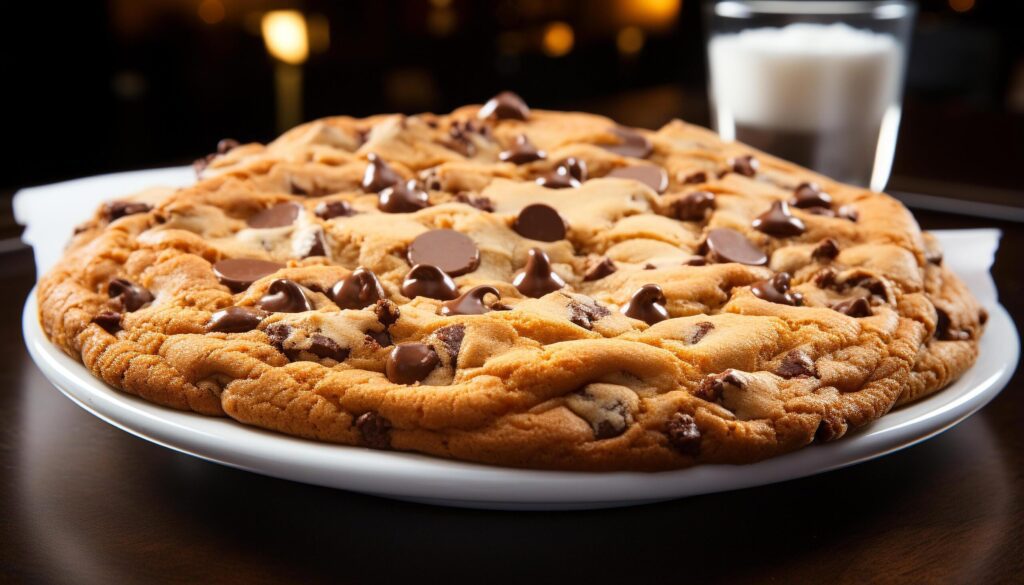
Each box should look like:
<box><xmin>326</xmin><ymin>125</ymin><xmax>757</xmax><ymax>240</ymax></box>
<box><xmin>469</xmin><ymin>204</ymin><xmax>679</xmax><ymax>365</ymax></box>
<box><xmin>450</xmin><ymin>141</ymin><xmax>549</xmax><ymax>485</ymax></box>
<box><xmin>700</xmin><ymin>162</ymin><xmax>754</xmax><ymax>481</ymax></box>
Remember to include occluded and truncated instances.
<box><xmin>1</xmin><ymin>209</ymin><xmax>1021</xmax><ymax>585</ymax></box>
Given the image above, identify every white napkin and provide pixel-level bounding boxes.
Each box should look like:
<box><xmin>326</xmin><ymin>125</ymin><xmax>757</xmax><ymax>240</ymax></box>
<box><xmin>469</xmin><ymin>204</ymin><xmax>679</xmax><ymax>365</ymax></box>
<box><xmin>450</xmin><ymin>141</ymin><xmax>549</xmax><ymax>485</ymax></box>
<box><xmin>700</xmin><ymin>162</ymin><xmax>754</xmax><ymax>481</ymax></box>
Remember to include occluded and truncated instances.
<box><xmin>12</xmin><ymin>167</ymin><xmax>1002</xmax><ymax>307</ymax></box>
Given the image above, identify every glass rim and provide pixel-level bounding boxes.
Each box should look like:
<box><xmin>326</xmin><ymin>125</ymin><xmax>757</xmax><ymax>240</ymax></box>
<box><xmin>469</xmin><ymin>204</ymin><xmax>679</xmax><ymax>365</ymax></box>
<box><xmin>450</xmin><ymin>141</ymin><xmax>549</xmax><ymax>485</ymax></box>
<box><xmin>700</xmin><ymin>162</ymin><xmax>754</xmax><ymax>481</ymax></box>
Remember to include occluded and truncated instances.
<box><xmin>711</xmin><ymin>1</ymin><xmax>913</xmax><ymax>19</ymax></box>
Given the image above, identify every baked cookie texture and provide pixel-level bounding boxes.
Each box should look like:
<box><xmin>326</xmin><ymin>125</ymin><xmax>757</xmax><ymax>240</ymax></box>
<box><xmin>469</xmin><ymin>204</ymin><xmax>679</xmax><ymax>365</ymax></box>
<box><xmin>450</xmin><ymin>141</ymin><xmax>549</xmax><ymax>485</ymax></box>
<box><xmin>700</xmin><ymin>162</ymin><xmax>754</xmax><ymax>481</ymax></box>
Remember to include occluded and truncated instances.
<box><xmin>38</xmin><ymin>92</ymin><xmax>986</xmax><ymax>470</ymax></box>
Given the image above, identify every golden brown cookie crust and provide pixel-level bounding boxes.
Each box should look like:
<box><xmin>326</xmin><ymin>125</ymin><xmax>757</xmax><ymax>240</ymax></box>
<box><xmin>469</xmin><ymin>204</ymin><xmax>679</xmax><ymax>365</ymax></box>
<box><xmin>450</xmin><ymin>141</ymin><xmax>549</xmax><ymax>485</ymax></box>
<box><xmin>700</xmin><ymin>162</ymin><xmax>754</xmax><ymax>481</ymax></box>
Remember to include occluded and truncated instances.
<box><xmin>38</xmin><ymin>100</ymin><xmax>984</xmax><ymax>470</ymax></box>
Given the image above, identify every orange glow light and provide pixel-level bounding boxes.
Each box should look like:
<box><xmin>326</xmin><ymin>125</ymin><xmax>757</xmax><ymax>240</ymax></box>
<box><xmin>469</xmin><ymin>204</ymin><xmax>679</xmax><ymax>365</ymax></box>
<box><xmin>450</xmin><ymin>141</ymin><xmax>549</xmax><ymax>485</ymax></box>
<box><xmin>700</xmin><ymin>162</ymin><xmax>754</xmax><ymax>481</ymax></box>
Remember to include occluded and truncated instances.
<box><xmin>261</xmin><ymin>11</ymin><xmax>310</xmax><ymax>65</ymax></box>
<box><xmin>198</xmin><ymin>0</ymin><xmax>225</xmax><ymax>25</ymax></box>
<box><xmin>617</xmin><ymin>26</ymin><xmax>645</xmax><ymax>55</ymax></box>
<box><xmin>948</xmin><ymin>0</ymin><xmax>975</xmax><ymax>13</ymax></box>
<box><xmin>619</xmin><ymin>0</ymin><xmax>681</xmax><ymax>28</ymax></box>
<box><xmin>542</xmin><ymin>22</ymin><xmax>574</xmax><ymax>57</ymax></box>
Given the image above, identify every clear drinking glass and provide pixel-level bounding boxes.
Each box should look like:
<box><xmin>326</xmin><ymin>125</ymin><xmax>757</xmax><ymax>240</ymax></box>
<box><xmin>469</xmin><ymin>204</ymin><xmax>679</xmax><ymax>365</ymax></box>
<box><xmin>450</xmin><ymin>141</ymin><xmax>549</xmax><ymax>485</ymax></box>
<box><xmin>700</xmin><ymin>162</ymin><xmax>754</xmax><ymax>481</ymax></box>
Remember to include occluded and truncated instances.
<box><xmin>705</xmin><ymin>1</ymin><xmax>916</xmax><ymax>191</ymax></box>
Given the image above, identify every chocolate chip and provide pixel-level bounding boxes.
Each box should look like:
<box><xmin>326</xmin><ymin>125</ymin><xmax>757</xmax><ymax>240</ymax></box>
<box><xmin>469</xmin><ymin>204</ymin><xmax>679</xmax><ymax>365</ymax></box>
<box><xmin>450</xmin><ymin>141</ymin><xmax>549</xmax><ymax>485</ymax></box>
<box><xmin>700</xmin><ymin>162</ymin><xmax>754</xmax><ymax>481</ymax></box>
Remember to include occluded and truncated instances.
<box><xmin>566</xmin><ymin>297</ymin><xmax>612</xmax><ymax>330</ymax></box>
<box><xmin>366</xmin><ymin>329</ymin><xmax>393</xmax><ymax>348</ymax></box>
<box><xmin>512</xmin><ymin>248</ymin><xmax>565</xmax><ymax>298</ymax></box>
<box><xmin>690</xmin><ymin>321</ymin><xmax>714</xmax><ymax>344</ymax></box>
<box><xmin>443</xmin><ymin>126</ymin><xmax>476</xmax><ymax>157</ymax></box>
<box><xmin>308</xmin><ymin>334</ymin><xmax>350</xmax><ymax>362</ymax></box>
<box><xmin>264</xmin><ymin>322</ymin><xmax>293</xmax><ymax>355</ymax></box>
<box><xmin>433</xmin><ymin>324</ymin><xmax>466</xmax><ymax>368</ymax></box>
<box><xmin>513</xmin><ymin>203</ymin><xmax>567</xmax><ymax>242</ymax></box>
<box><xmin>478</xmin><ymin>91</ymin><xmax>529</xmax><ymax>121</ymax></box>
<box><xmin>935</xmin><ymin>307</ymin><xmax>969</xmax><ymax>341</ymax></box>
<box><xmin>607</xmin><ymin>164</ymin><xmax>669</xmax><ymax>194</ymax></box>
<box><xmin>401</xmin><ymin>264</ymin><xmax>459</xmax><ymax>300</ymax></box>
<box><xmin>107</xmin><ymin>278</ymin><xmax>153</xmax><ymax>312</ymax></box>
<box><xmin>838</xmin><ymin>205</ymin><xmax>859</xmax><ymax>222</ymax></box>
<box><xmin>378</xmin><ymin>181</ymin><xmax>430</xmax><ymax>213</ymax></box>
<box><xmin>440</xmin><ymin>285</ymin><xmax>500</xmax><ymax>316</ymax></box>
<box><xmin>331</xmin><ymin>267</ymin><xmax>386</xmax><ymax>310</ymax></box>
<box><xmin>682</xmin><ymin>171</ymin><xmax>708</xmax><ymax>185</ymax></box>
<box><xmin>499</xmin><ymin>134</ymin><xmax>546</xmax><ymax>165</ymax></box>
<box><xmin>643</xmin><ymin>263</ymin><xmax>657</xmax><ymax>270</ymax></box>
<box><xmin>792</xmin><ymin>182</ymin><xmax>832</xmax><ymax>209</ymax></box>
<box><xmin>832</xmin><ymin>297</ymin><xmax>872</xmax><ymax>317</ymax></box>
<box><xmin>666</xmin><ymin>412</ymin><xmax>700</xmax><ymax>456</ymax></box>
<box><xmin>752</xmin><ymin>201</ymin><xmax>806</xmax><ymax>238</ymax></box>
<box><xmin>815</xmin><ymin>418</ymin><xmax>844</xmax><ymax>443</ymax></box>
<box><xmin>407</xmin><ymin>229</ymin><xmax>480</xmax><ymax>276</ymax></box>
<box><xmin>729</xmin><ymin>155</ymin><xmax>759</xmax><ymax>177</ymax></box>
<box><xmin>303</xmin><ymin>230</ymin><xmax>328</xmax><ymax>258</ymax></box>
<box><xmin>674</xmin><ymin>191</ymin><xmax>716</xmax><ymax>221</ymax></box>
<box><xmin>777</xmin><ymin>350</ymin><xmax>816</xmax><ymax>379</ymax></box>
<box><xmin>213</xmin><ymin>258</ymin><xmax>286</xmax><ymax>292</ymax></box>
<box><xmin>705</xmin><ymin>228</ymin><xmax>767</xmax><ymax>265</ymax></box>
<box><xmin>601</xmin><ymin>126</ymin><xmax>652</xmax><ymax>159</ymax></box>
<box><xmin>621</xmin><ymin>284</ymin><xmax>669</xmax><ymax>325</ymax></box>
<box><xmin>315</xmin><ymin>200</ymin><xmax>354</xmax><ymax>220</ymax></box>
<box><xmin>814</xmin><ymin>268</ymin><xmax>838</xmax><ymax>289</ymax></box>
<box><xmin>454</xmin><ymin>192</ymin><xmax>495</xmax><ymax>212</ymax></box>
<box><xmin>362</xmin><ymin>153</ymin><xmax>403</xmax><ymax>193</ymax></box>
<box><xmin>103</xmin><ymin>201</ymin><xmax>152</xmax><ymax>222</ymax></box>
<box><xmin>374</xmin><ymin>299</ymin><xmax>401</xmax><ymax>328</ymax></box>
<box><xmin>207</xmin><ymin>306</ymin><xmax>268</xmax><ymax>333</ymax></box>
<box><xmin>355</xmin><ymin>412</ymin><xmax>392</xmax><ymax>449</ymax></box>
<box><xmin>248</xmin><ymin>202</ymin><xmax>301</xmax><ymax>228</ymax></box>
<box><xmin>979</xmin><ymin>309</ymin><xmax>989</xmax><ymax>325</ymax></box>
<box><xmin>583</xmin><ymin>257</ymin><xmax>617</xmax><ymax>281</ymax></box>
<box><xmin>535</xmin><ymin>169</ymin><xmax>579</xmax><ymax>189</ymax></box>
<box><xmin>684</xmin><ymin>256</ymin><xmax>708</xmax><ymax>266</ymax></box>
<box><xmin>694</xmin><ymin>369</ymin><xmax>746</xmax><ymax>402</ymax></box>
<box><xmin>812</xmin><ymin>238</ymin><xmax>840</xmax><ymax>261</ymax></box>
<box><xmin>559</xmin><ymin>157</ymin><xmax>588</xmax><ymax>182</ymax></box>
<box><xmin>386</xmin><ymin>343</ymin><xmax>440</xmax><ymax>384</ymax></box>
<box><xmin>92</xmin><ymin>311</ymin><xmax>122</xmax><ymax>334</ymax></box>
<box><xmin>258</xmin><ymin>279</ymin><xmax>314</xmax><ymax>313</ymax></box>
<box><xmin>216</xmin><ymin>138</ymin><xmax>240</xmax><ymax>154</ymax></box>
<box><xmin>926</xmin><ymin>249</ymin><xmax>943</xmax><ymax>265</ymax></box>
<box><xmin>751</xmin><ymin>272</ymin><xmax>803</xmax><ymax>306</ymax></box>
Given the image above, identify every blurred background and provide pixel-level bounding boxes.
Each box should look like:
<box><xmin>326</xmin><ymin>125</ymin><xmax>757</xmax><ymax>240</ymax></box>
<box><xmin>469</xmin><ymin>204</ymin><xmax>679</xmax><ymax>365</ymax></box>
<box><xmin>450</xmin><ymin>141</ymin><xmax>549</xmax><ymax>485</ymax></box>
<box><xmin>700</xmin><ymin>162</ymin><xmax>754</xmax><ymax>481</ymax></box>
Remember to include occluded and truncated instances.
<box><xmin>4</xmin><ymin>0</ymin><xmax>1022</xmax><ymax>229</ymax></box>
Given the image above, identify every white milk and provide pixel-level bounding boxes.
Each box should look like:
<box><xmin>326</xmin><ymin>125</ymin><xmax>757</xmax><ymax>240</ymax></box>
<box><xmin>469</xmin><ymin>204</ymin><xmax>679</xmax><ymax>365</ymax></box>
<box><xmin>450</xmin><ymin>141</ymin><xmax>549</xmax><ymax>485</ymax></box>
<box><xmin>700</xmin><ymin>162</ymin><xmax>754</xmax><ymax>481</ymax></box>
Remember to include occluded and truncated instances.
<box><xmin>708</xmin><ymin>23</ymin><xmax>903</xmax><ymax>187</ymax></box>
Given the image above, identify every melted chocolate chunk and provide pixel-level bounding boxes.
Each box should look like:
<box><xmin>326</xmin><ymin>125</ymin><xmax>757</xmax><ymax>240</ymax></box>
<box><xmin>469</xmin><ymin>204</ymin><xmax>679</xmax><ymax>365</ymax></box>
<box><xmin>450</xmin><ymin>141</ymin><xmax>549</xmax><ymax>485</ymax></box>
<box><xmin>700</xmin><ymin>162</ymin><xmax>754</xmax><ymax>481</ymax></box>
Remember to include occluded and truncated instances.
<box><xmin>621</xmin><ymin>284</ymin><xmax>669</xmax><ymax>325</ymax></box>
<box><xmin>308</xmin><ymin>334</ymin><xmax>350</xmax><ymax>362</ymax></box>
<box><xmin>314</xmin><ymin>200</ymin><xmax>354</xmax><ymax>220</ymax></box>
<box><xmin>601</xmin><ymin>126</ymin><xmax>653</xmax><ymax>159</ymax></box>
<box><xmin>443</xmin><ymin>125</ymin><xmax>476</xmax><ymax>157</ymax></box>
<box><xmin>355</xmin><ymin>412</ymin><xmax>392</xmax><ymax>449</ymax></box>
<box><xmin>407</xmin><ymin>229</ymin><xmax>480</xmax><ymax>276</ymax></box>
<box><xmin>566</xmin><ymin>298</ymin><xmax>612</xmax><ymax>330</ymax></box>
<box><xmin>777</xmin><ymin>350</ymin><xmax>817</xmax><ymax>379</ymax></box>
<box><xmin>674</xmin><ymin>191</ymin><xmax>716</xmax><ymax>221</ymax></box>
<box><xmin>513</xmin><ymin>203</ymin><xmax>567</xmax><ymax>242</ymax></box>
<box><xmin>378</xmin><ymin>181</ymin><xmax>430</xmax><ymax>213</ymax></box>
<box><xmin>729</xmin><ymin>155</ymin><xmax>759</xmax><ymax>177</ymax></box>
<box><xmin>695</xmin><ymin>370</ymin><xmax>746</xmax><ymax>402</ymax></box>
<box><xmin>92</xmin><ymin>311</ymin><xmax>123</xmax><ymax>334</ymax></box>
<box><xmin>935</xmin><ymin>307</ymin><xmax>970</xmax><ymax>341</ymax></box>
<box><xmin>666</xmin><ymin>412</ymin><xmax>701</xmax><ymax>456</ymax></box>
<box><xmin>815</xmin><ymin>418</ymin><xmax>843</xmax><ymax>443</ymax></box>
<box><xmin>331</xmin><ymin>267</ymin><xmax>386</xmax><ymax>310</ymax></box>
<box><xmin>752</xmin><ymin>201</ymin><xmax>806</xmax><ymax>238</ymax></box>
<box><xmin>684</xmin><ymin>256</ymin><xmax>708</xmax><ymax>266</ymax></box>
<box><xmin>535</xmin><ymin>169</ymin><xmax>579</xmax><ymax>189</ymax></box>
<box><xmin>248</xmin><ymin>202</ymin><xmax>301</xmax><ymax>228</ymax></box>
<box><xmin>454</xmin><ymin>192</ymin><xmax>495</xmax><ymax>212</ymax></box>
<box><xmin>689</xmin><ymin>321</ymin><xmax>714</xmax><ymax>344</ymax></box>
<box><xmin>812</xmin><ymin>238</ymin><xmax>840</xmax><ymax>262</ymax></box>
<box><xmin>107</xmin><ymin>278</ymin><xmax>153</xmax><ymax>312</ymax></box>
<box><xmin>512</xmin><ymin>248</ymin><xmax>565</xmax><ymax>298</ymax></box>
<box><xmin>362</xmin><ymin>153</ymin><xmax>403</xmax><ymax>193</ymax></box>
<box><xmin>213</xmin><ymin>258</ymin><xmax>286</xmax><ymax>292</ymax></box>
<box><xmin>499</xmin><ymin>134</ymin><xmax>546</xmax><ymax>165</ymax></box>
<box><xmin>559</xmin><ymin>157</ymin><xmax>588</xmax><ymax>182</ymax></box>
<box><xmin>401</xmin><ymin>264</ymin><xmax>459</xmax><ymax>300</ymax></box>
<box><xmin>103</xmin><ymin>201</ymin><xmax>152</xmax><ymax>222</ymax></box>
<box><xmin>258</xmin><ymin>279</ymin><xmax>314</xmax><ymax>313</ymax></box>
<box><xmin>264</xmin><ymin>322</ymin><xmax>293</xmax><ymax>355</ymax></box>
<box><xmin>374</xmin><ymin>299</ymin><xmax>401</xmax><ymax>327</ymax></box>
<box><xmin>433</xmin><ymin>324</ymin><xmax>466</xmax><ymax>368</ymax></box>
<box><xmin>440</xmin><ymin>285</ymin><xmax>500</xmax><ymax>316</ymax></box>
<box><xmin>478</xmin><ymin>91</ymin><xmax>530</xmax><ymax>121</ymax></box>
<box><xmin>682</xmin><ymin>171</ymin><xmax>708</xmax><ymax>184</ymax></box>
<box><xmin>303</xmin><ymin>230</ymin><xmax>328</xmax><ymax>258</ymax></box>
<box><xmin>792</xmin><ymin>182</ymin><xmax>832</xmax><ymax>209</ymax></box>
<box><xmin>385</xmin><ymin>343</ymin><xmax>440</xmax><ymax>384</ymax></box>
<box><xmin>751</xmin><ymin>272</ymin><xmax>803</xmax><ymax>306</ymax></box>
<box><xmin>705</xmin><ymin>228</ymin><xmax>767</xmax><ymax>266</ymax></box>
<box><xmin>207</xmin><ymin>306</ymin><xmax>268</xmax><ymax>333</ymax></box>
<box><xmin>832</xmin><ymin>297</ymin><xmax>872</xmax><ymax>318</ymax></box>
<box><xmin>583</xmin><ymin>257</ymin><xmax>617</xmax><ymax>281</ymax></box>
<box><xmin>607</xmin><ymin>164</ymin><xmax>669</xmax><ymax>194</ymax></box>
<box><xmin>366</xmin><ymin>329</ymin><xmax>393</xmax><ymax>348</ymax></box>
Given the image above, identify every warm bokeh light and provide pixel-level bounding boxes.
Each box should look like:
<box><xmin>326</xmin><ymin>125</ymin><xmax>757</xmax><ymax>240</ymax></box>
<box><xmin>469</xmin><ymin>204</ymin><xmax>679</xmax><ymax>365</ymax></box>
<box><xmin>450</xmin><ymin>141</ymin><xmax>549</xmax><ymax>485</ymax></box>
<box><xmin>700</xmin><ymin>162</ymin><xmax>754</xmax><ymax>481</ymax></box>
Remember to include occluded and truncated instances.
<box><xmin>618</xmin><ymin>0</ymin><xmax>681</xmax><ymax>29</ymax></box>
<box><xmin>949</xmin><ymin>0</ymin><xmax>975</xmax><ymax>13</ymax></box>
<box><xmin>617</xmin><ymin>26</ymin><xmax>646</xmax><ymax>55</ymax></box>
<box><xmin>197</xmin><ymin>0</ymin><xmax>225</xmax><ymax>25</ymax></box>
<box><xmin>542</xmin><ymin>22</ymin><xmax>574</xmax><ymax>57</ymax></box>
<box><xmin>261</xmin><ymin>11</ymin><xmax>309</xmax><ymax>65</ymax></box>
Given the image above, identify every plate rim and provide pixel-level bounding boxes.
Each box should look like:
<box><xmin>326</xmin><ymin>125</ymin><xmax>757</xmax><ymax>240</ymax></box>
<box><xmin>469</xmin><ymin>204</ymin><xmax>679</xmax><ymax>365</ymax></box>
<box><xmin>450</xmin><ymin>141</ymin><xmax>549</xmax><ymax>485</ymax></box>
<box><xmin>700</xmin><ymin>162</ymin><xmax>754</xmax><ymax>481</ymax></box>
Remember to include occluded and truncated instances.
<box><xmin>22</xmin><ymin>287</ymin><xmax>1019</xmax><ymax>509</ymax></box>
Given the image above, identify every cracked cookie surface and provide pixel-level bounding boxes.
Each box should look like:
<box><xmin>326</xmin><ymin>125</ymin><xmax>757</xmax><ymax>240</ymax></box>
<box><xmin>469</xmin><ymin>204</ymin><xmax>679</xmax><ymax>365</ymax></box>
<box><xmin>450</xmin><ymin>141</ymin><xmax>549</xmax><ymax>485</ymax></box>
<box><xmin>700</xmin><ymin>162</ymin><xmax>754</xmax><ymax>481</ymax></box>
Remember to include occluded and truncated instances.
<box><xmin>39</xmin><ymin>92</ymin><xmax>984</xmax><ymax>470</ymax></box>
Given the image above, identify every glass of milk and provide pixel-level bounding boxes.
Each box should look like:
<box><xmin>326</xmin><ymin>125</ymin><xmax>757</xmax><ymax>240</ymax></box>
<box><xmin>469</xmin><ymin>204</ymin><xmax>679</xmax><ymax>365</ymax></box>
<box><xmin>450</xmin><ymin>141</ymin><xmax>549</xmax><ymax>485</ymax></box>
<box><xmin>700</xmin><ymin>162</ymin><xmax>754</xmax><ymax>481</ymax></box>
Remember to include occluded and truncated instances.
<box><xmin>705</xmin><ymin>1</ymin><xmax>916</xmax><ymax>191</ymax></box>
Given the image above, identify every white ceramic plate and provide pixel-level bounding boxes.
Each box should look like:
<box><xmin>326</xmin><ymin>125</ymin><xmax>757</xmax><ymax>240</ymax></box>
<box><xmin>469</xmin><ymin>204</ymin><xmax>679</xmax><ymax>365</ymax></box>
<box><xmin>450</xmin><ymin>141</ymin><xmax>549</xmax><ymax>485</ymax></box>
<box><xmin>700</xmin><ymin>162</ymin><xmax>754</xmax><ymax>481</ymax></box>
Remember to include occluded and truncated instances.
<box><xmin>22</xmin><ymin>288</ymin><xmax>1018</xmax><ymax>510</ymax></box>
